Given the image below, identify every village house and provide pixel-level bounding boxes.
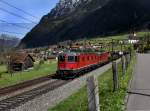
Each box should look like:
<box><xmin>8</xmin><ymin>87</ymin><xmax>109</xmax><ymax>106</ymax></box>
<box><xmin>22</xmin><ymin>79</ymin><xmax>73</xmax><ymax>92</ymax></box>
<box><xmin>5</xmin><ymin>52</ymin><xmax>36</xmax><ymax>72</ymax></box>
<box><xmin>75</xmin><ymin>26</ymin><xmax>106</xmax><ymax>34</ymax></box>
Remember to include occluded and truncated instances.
<box><xmin>128</xmin><ymin>33</ymin><xmax>139</xmax><ymax>44</ymax></box>
<box><xmin>9</xmin><ymin>52</ymin><xmax>35</xmax><ymax>71</ymax></box>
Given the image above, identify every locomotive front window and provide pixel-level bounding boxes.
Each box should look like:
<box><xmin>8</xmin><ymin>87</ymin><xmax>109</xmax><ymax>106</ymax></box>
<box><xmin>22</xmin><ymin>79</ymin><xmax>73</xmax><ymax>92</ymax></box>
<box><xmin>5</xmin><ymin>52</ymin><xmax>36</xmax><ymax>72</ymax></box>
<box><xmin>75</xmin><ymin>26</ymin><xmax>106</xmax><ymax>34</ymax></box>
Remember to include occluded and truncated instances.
<box><xmin>58</xmin><ymin>55</ymin><xmax>65</xmax><ymax>62</ymax></box>
<box><xmin>68</xmin><ymin>56</ymin><xmax>78</xmax><ymax>62</ymax></box>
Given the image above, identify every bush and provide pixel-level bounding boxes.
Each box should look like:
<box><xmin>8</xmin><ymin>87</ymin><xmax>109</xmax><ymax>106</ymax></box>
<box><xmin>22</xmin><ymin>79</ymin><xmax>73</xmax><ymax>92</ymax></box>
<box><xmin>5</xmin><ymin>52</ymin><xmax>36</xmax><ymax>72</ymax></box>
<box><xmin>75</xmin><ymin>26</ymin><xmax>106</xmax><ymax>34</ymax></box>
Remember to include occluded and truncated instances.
<box><xmin>39</xmin><ymin>59</ymin><xmax>45</xmax><ymax>65</ymax></box>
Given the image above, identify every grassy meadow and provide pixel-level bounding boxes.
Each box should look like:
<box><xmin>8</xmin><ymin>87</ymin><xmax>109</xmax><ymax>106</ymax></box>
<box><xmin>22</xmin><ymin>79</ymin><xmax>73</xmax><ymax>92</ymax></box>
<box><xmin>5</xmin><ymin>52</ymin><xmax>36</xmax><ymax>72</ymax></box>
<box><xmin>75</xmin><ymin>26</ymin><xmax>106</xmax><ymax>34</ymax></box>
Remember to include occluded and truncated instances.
<box><xmin>0</xmin><ymin>60</ymin><xmax>57</xmax><ymax>88</ymax></box>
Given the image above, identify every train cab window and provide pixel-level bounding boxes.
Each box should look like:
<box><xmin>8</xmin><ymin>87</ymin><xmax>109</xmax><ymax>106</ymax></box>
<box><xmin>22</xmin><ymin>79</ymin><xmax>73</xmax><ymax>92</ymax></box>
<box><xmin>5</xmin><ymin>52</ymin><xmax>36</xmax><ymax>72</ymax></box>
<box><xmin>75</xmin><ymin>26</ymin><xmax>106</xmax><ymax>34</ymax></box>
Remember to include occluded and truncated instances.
<box><xmin>58</xmin><ymin>55</ymin><xmax>65</xmax><ymax>62</ymax></box>
<box><xmin>68</xmin><ymin>56</ymin><xmax>78</xmax><ymax>62</ymax></box>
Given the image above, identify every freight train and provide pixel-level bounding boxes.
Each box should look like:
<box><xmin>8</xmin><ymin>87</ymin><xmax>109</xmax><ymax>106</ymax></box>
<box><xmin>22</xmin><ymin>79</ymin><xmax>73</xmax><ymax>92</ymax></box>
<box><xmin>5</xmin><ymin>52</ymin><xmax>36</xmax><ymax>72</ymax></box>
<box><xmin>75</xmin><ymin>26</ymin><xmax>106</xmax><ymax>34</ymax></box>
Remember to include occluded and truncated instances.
<box><xmin>56</xmin><ymin>51</ymin><xmax>110</xmax><ymax>77</ymax></box>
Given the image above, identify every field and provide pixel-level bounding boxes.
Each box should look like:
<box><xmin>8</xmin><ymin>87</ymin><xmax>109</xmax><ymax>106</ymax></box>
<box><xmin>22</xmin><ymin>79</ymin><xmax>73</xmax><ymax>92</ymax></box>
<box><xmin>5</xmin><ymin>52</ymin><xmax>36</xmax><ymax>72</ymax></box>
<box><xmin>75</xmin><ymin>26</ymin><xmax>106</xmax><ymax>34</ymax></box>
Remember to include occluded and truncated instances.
<box><xmin>49</xmin><ymin>55</ymin><xmax>135</xmax><ymax>111</ymax></box>
<box><xmin>0</xmin><ymin>60</ymin><xmax>57</xmax><ymax>88</ymax></box>
<box><xmin>0</xmin><ymin>65</ymin><xmax>7</xmax><ymax>74</ymax></box>
<box><xmin>76</xmin><ymin>31</ymin><xmax>149</xmax><ymax>44</ymax></box>
<box><xmin>75</xmin><ymin>31</ymin><xmax>150</xmax><ymax>53</ymax></box>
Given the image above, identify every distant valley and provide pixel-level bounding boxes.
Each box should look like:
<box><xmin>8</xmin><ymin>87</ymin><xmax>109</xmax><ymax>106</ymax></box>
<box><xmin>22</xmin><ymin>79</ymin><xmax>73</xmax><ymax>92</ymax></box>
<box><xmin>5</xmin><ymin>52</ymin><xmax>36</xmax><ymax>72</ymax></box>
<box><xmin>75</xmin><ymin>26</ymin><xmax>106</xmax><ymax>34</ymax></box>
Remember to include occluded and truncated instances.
<box><xmin>0</xmin><ymin>34</ymin><xmax>20</xmax><ymax>49</ymax></box>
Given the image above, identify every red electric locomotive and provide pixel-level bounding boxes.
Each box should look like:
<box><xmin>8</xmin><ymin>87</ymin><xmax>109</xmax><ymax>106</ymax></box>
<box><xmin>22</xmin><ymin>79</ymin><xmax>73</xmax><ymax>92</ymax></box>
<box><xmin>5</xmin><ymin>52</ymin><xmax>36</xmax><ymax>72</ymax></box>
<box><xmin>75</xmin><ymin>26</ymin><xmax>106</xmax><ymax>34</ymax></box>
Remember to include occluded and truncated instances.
<box><xmin>57</xmin><ymin>51</ymin><xmax>110</xmax><ymax>77</ymax></box>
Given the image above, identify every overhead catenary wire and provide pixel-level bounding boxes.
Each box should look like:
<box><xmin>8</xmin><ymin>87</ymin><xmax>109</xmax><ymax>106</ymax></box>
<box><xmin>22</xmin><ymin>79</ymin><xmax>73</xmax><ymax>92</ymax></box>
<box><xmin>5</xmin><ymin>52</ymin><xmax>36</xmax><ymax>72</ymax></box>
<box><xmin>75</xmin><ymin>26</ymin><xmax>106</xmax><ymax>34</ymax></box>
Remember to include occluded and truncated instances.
<box><xmin>0</xmin><ymin>7</ymin><xmax>37</xmax><ymax>24</ymax></box>
<box><xmin>0</xmin><ymin>0</ymin><xmax>39</xmax><ymax>20</ymax></box>
<box><xmin>0</xmin><ymin>19</ymin><xmax>31</xmax><ymax>30</ymax></box>
<box><xmin>0</xmin><ymin>1</ymin><xmax>37</xmax><ymax>37</ymax></box>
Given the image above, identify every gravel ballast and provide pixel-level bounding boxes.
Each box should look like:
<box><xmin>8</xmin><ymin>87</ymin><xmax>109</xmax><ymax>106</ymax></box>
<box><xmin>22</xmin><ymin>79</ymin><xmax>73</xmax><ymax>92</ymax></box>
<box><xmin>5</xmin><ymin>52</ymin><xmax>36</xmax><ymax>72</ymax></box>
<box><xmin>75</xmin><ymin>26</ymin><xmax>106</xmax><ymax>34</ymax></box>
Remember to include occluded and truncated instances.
<box><xmin>11</xmin><ymin>60</ymin><xmax>120</xmax><ymax>111</ymax></box>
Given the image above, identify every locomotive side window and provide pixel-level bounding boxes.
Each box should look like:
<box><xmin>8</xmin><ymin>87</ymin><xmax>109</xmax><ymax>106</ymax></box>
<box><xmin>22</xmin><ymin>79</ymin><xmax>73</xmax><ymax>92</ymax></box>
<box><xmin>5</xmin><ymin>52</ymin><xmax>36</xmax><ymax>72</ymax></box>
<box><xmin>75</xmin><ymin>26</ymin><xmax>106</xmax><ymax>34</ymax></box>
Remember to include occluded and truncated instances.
<box><xmin>58</xmin><ymin>55</ymin><xmax>65</xmax><ymax>62</ymax></box>
<box><xmin>68</xmin><ymin>56</ymin><xmax>78</xmax><ymax>62</ymax></box>
<box><xmin>75</xmin><ymin>56</ymin><xmax>79</xmax><ymax>62</ymax></box>
<box><xmin>82</xmin><ymin>57</ymin><xmax>85</xmax><ymax>61</ymax></box>
<box><xmin>87</xmin><ymin>56</ymin><xmax>89</xmax><ymax>61</ymax></box>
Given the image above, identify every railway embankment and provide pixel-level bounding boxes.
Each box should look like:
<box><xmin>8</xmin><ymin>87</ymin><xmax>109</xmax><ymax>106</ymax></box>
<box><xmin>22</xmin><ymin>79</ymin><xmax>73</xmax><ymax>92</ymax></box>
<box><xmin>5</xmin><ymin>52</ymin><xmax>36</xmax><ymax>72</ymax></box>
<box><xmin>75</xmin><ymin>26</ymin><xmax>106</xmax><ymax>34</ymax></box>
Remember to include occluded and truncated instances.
<box><xmin>49</xmin><ymin>55</ymin><xmax>136</xmax><ymax>111</ymax></box>
<box><xmin>10</xmin><ymin>59</ymin><xmax>121</xmax><ymax>111</ymax></box>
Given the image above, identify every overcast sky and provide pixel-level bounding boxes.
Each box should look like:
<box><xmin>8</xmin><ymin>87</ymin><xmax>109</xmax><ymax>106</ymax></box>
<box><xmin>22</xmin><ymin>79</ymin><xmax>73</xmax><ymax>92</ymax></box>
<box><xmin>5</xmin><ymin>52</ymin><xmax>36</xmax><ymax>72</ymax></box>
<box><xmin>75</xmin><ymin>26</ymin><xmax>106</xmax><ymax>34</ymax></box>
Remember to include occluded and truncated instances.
<box><xmin>0</xmin><ymin>0</ymin><xmax>59</xmax><ymax>38</ymax></box>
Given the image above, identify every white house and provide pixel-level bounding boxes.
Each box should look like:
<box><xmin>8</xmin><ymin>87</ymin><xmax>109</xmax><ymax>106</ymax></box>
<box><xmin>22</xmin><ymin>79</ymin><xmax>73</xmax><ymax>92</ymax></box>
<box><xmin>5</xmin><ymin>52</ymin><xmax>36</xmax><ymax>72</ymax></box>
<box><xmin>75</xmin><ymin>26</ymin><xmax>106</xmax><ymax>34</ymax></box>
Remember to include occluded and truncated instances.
<box><xmin>128</xmin><ymin>33</ymin><xmax>139</xmax><ymax>44</ymax></box>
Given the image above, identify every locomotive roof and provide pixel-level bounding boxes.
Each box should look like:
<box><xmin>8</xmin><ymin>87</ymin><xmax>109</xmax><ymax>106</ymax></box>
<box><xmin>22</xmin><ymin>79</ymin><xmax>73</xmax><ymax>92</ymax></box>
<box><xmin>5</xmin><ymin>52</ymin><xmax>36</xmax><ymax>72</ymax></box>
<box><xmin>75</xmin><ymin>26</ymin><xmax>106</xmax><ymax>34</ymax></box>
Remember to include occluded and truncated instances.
<box><xmin>58</xmin><ymin>51</ymin><xmax>107</xmax><ymax>55</ymax></box>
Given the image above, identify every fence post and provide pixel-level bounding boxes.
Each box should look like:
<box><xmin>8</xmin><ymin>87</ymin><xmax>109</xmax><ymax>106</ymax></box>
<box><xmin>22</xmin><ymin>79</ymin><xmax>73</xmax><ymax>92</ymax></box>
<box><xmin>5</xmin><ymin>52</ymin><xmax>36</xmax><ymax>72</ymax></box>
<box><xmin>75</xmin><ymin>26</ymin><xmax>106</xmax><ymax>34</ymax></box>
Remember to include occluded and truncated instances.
<box><xmin>121</xmin><ymin>56</ymin><xmax>126</xmax><ymax>76</ymax></box>
<box><xmin>112</xmin><ymin>61</ymin><xmax>119</xmax><ymax>91</ymax></box>
<box><xmin>87</xmin><ymin>76</ymin><xmax>100</xmax><ymax>111</ymax></box>
<box><xmin>125</xmin><ymin>54</ymin><xmax>130</xmax><ymax>68</ymax></box>
<box><xmin>128</xmin><ymin>53</ymin><xmax>131</xmax><ymax>62</ymax></box>
<box><xmin>129</xmin><ymin>48</ymin><xmax>132</xmax><ymax>59</ymax></box>
<box><xmin>125</xmin><ymin>54</ymin><xmax>128</xmax><ymax>68</ymax></box>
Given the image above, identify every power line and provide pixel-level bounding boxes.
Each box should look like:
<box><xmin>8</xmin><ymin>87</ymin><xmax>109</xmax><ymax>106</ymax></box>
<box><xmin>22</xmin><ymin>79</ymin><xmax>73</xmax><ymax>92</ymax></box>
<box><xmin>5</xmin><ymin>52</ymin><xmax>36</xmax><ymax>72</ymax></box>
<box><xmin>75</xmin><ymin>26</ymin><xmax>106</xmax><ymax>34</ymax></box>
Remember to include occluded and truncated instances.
<box><xmin>0</xmin><ymin>0</ymin><xmax>39</xmax><ymax>20</ymax></box>
<box><xmin>0</xmin><ymin>7</ymin><xmax>37</xmax><ymax>24</ymax></box>
<box><xmin>0</xmin><ymin>19</ymin><xmax>31</xmax><ymax>30</ymax></box>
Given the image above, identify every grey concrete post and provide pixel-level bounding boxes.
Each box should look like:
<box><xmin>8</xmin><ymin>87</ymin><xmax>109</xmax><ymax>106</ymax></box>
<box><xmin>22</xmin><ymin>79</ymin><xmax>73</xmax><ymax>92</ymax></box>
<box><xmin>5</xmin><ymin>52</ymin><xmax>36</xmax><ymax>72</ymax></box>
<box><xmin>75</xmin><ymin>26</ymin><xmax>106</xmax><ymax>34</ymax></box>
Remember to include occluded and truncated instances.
<box><xmin>121</xmin><ymin>56</ymin><xmax>126</xmax><ymax>76</ymax></box>
<box><xmin>125</xmin><ymin>54</ymin><xmax>129</xmax><ymax>68</ymax></box>
<box><xmin>87</xmin><ymin>76</ymin><xmax>100</xmax><ymax>111</ymax></box>
<box><xmin>112</xmin><ymin>61</ymin><xmax>119</xmax><ymax>91</ymax></box>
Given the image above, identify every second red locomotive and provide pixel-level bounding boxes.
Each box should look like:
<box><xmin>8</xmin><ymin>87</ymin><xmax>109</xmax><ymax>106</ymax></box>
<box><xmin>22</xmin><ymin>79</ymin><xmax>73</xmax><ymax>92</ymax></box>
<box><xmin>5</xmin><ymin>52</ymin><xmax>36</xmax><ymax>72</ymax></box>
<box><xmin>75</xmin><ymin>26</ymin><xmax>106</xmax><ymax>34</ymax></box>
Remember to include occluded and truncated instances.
<box><xmin>57</xmin><ymin>51</ymin><xmax>110</xmax><ymax>77</ymax></box>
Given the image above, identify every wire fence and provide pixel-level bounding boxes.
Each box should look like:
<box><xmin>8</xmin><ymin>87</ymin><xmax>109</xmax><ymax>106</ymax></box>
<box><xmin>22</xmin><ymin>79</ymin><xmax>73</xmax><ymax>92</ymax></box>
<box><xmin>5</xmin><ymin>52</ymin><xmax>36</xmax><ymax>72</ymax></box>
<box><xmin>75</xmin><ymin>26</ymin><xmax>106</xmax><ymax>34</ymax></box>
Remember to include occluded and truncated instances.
<box><xmin>61</xmin><ymin>53</ymin><xmax>133</xmax><ymax>111</ymax></box>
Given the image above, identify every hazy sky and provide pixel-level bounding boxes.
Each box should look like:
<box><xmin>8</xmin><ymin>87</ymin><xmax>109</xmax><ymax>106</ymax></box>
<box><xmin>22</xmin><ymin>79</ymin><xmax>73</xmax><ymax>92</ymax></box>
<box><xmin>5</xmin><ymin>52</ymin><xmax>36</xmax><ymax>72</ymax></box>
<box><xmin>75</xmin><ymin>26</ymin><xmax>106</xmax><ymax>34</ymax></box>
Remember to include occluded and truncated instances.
<box><xmin>0</xmin><ymin>0</ymin><xmax>59</xmax><ymax>38</ymax></box>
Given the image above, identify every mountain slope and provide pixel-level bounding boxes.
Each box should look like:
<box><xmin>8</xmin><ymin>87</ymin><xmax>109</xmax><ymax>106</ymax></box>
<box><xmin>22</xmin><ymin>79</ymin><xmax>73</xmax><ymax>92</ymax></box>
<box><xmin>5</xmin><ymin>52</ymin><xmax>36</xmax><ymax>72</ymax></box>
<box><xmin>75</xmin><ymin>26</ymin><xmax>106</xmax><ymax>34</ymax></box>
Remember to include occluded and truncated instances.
<box><xmin>0</xmin><ymin>34</ymin><xmax>20</xmax><ymax>50</ymax></box>
<box><xmin>20</xmin><ymin>0</ymin><xmax>150</xmax><ymax>48</ymax></box>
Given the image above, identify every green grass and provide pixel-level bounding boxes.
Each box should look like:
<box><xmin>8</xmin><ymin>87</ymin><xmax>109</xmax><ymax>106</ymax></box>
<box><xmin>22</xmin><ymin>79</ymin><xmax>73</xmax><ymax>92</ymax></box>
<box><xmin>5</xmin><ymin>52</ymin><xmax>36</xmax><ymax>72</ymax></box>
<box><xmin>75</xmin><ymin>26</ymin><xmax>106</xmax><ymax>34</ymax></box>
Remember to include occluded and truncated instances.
<box><xmin>76</xmin><ymin>33</ymin><xmax>128</xmax><ymax>44</ymax></box>
<box><xmin>76</xmin><ymin>31</ymin><xmax>150</xmax><ymax>46</ymax></box>
<box><xmin>0</xmin><ymin>60</ymin><xmax>57</xmax><ymax>88</ymax></box>
<box><xmin>49</xmin><ymin>87</ymin><xmax>88</xmax><ymax>111</ymax></box>
<box><xmin>49</xmin><ymin>56</ymin><xmax>136</xmax><ymax>111</ymax></box>
<box><xmin>0</xmin><ymin>65</ymin><xmax>7</xmax><ymax>74</ymax></box>
<box><xmin>100</xmin><ymin>57</ymin><xmax>135</xmax><ymax>111</ymax></box>
<box><xmin>136</xmin><ymin>31</ymin><xmax>150</xmax><ymax>37</ymax></box>
<box><xmin>75</xmin><ymin>33</ymin><xmax>133</xmax><ymax>53</ymax></box>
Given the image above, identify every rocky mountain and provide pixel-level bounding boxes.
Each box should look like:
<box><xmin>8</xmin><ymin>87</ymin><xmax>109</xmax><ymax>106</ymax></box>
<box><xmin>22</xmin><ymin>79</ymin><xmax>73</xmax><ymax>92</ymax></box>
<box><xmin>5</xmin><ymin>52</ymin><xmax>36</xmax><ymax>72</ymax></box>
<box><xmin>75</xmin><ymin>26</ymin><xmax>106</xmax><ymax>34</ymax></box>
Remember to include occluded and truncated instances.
<box><xmin>0</xmin><ymin>34</ymin><xmax>20</xmax><ymax>49</ymax></box>
<box><xmin>20</xmin><ymin>0</ymin><xmax>150</xmax><ymax>48</ymax></box>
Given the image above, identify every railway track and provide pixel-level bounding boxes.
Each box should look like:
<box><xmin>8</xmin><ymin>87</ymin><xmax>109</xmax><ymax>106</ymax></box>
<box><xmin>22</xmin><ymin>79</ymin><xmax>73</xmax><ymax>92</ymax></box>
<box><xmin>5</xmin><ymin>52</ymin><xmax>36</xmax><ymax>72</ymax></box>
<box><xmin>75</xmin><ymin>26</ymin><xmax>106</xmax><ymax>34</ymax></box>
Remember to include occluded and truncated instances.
<box><xmin>0</xmin><ymin>55</ymin><xmax>122</xmax><ymax>111</ymax></box>
<box><xmin>0</xmin><ymin>79</ymin><xmax>70</xmax><ymax>111</ymax></box>
<box><xmin>0</xmin><ymin>53</ymin><xmax>121</xmax><ymax>96</ymax></box>
<box><xmin>0</xmin><ymin>74</ymin><xmax>56</xmax><ymax>96</ymax></box>
<box><xmin>0</xmin><ymin>65</ymin><xmax>104</xmax><ymax>111</ymax></box>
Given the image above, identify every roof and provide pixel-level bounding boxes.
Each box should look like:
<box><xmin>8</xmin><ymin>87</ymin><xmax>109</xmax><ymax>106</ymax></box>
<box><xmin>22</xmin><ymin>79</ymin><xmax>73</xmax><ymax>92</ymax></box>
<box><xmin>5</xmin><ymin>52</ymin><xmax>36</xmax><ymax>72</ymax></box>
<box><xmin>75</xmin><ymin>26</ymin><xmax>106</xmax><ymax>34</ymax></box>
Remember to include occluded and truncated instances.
<box><xmin>10</xmin><ymin>52</ymin><xmax>34</xmax><ymax>64</ymax></box>
<box><xmin>59</xmin><ymin>51</ymin><xmax>108</xmax><ymax>56</ymax></box>
<box><xmin>128</xmin><ymin>34</ymin><xmax>139</xmax><ymax>40</ymax></box>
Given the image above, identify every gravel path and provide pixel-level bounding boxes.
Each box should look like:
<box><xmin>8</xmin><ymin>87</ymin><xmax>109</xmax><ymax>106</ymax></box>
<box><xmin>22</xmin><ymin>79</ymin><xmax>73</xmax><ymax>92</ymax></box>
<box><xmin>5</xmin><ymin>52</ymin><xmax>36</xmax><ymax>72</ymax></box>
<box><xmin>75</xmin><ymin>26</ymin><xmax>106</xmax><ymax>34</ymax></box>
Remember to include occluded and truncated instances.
<box><xmin>10</xmin><ymin>60</ymin><xmax>120</xmax><ymax>111</ymax></box>
<box><xmin>0</xmin><ymin>79</ymin><xmax>57</xmax><ymax>101</ymax></box>
<box><xmin>126</xmin><ymin>54</ymin><xmax>150</xmax><ymax>111</ymax></box>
